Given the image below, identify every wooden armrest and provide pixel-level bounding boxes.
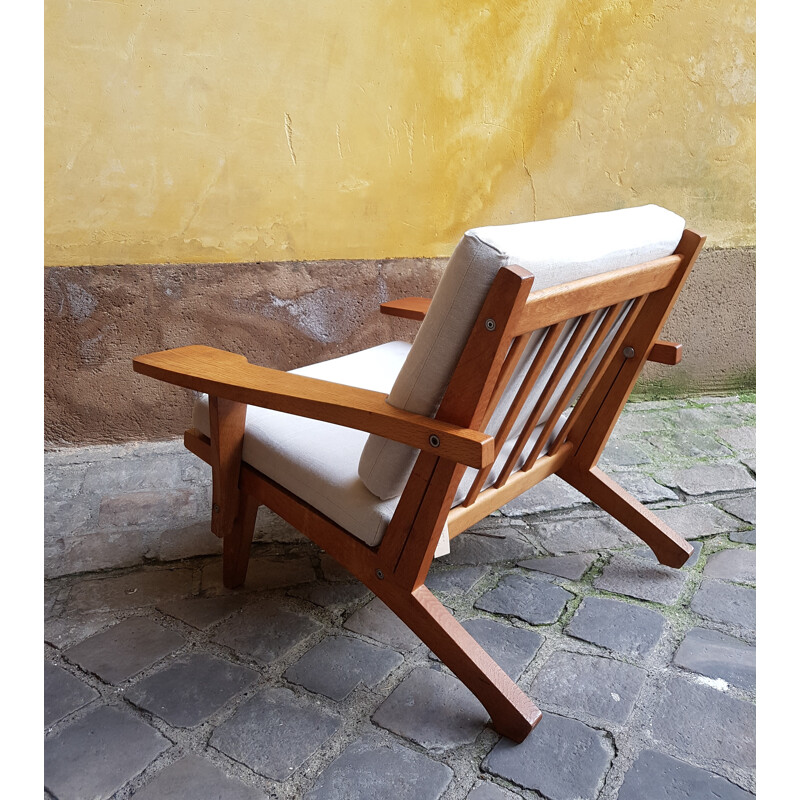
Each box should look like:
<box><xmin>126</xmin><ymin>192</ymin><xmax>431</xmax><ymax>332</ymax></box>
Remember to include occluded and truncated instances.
<box><xmin>133</xmin><ymin>345</ymin><xmax>493</xmax><ymax>469</ymax></box>
<box><xmin>380</xmin><ymin>297</ymin><xmax>431</xmax><ymax>321</ymax></box>
<box><xmin>647</xmin><ymin>341</ymin><xmax>683</xmax><ymax>365</ymax></box>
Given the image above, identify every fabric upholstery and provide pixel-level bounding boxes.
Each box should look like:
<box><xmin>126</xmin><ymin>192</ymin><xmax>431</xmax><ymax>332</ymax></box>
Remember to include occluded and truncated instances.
<box><xmin>358</xmin><ymin>204</ymin><xmax>686</xmax><ymax>500</ymax></box>
<box><xmin>193</xmin><ymin>341</ymin><xmax>450</xmax><ymax>555</ymax></box>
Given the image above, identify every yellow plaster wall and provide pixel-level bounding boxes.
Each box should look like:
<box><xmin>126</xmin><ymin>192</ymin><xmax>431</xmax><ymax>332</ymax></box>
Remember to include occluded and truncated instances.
<box><xmin>45</xmin><ymin>0</ymin><xmax>755</xmax><ymax>267</ymax></box>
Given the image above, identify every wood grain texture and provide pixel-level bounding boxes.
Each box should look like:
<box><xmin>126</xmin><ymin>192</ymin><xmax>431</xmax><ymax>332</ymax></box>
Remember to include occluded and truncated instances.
<box><xmin>513</xmin><ymin>254</ymin><xmax>681</xmax><ymax>335</ymax></box>
<box><xmin>380</xmin><ymin>297</ymin><xmax>432</xmax><ymax>320</ymax></box>
<box><xmin>208</xmin><ymin>396</ymin><xmax>247</xmax><ymax>539</ymax></box>
<box><xmin>558</xmin><ymin>464</ymin><xmax>693</xmax><ymax>567</ymax></box>
<box><xmin>134</xmin><ymin>345</ymin><xmax>493</xmax><ymax>469</ymax></box>
<box><xmin>648</xmin><ymin>341</ymin><xmax>683</xmax><ymax>365</ymax></box>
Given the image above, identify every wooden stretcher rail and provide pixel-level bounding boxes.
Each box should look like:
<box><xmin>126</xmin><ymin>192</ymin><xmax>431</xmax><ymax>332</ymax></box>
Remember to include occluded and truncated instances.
<box><xmin>134</xmin><ymin>345</ymin><xmax>493</xmax><ymax>469</ymax></box>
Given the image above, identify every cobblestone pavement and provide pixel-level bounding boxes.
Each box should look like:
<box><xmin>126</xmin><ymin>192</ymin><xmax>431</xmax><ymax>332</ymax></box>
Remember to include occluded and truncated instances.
<box><xmin>44</xmin><ymin>395</ymin><xmax>756</xmax><ymax>800</ymax></box>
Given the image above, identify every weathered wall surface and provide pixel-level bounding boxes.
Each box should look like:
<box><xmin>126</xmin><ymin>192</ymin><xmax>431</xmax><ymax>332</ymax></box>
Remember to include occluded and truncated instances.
<box><xmin>45</xmin><ymin>248</ymin><xmax>754</xmax><ymax>446</ymax></box>
<box><xmin>45</xmin><ymin>0</ymin><xmax>754</xmax><ymax>266</ymax></box>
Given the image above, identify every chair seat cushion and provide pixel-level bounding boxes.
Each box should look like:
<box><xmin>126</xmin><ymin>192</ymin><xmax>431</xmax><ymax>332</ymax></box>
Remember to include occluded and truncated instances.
<box><xmin>193</xmin><ymin>342</ymin><xmax>414</xmax><ymax>550</ymax></box>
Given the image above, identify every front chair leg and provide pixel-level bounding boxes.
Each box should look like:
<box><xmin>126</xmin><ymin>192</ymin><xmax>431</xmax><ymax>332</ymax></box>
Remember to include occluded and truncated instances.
<box><xmin>379</xmin><ymin>583</ymin><xmax>542</xmax><ymax>742</ymax></box>
<box><xmin>223</xmin><ymin>491</ymin><xmax>259</xmax><ymax>589</ymax></box>
<box><xmin>559</xmin><ymin>464</ymin><xmax>693</xmax><ymax>567</ymax></box>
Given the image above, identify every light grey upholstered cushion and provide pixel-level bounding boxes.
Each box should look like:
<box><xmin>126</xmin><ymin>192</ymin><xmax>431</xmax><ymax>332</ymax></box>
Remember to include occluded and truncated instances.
<box><xmin>358</xmin><ymin>205</ymin><xmax>686</xmax><ymax>500</ymax></box>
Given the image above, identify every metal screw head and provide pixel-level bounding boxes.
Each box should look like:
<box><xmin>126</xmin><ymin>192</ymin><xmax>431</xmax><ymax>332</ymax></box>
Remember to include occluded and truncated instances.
<box><xmin>429</xmin><ymin>434</ymin><xmax>440</xmax><ymax>448</ymax></box>
<box><xmin>623</xmin><ymin>346</ymin><xmax>635</xmax><ymax>358</ymax></box>
<box><xmin>485</xmin><ymin>318</ymin><xmax>496</xmax><ymax>331</ymax></box>
<box><xmin>212</xmin><ymin>503</ymin><xmax>220</xmax><ymax>513</ymax></box>
<box><xmin>375</xmin><ymin>569</ymin><xmax>385</xmax><ymax>580</ymax></box>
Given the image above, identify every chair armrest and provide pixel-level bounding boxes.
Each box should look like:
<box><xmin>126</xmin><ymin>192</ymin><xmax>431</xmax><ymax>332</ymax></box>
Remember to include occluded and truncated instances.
<box><xmin>133</xmin><ymin>345</ymin><xmax>493</xmax><ymax>469</ymax></box>
<box><xmin>380</xmin><ymin>297</ymin><xmax>431</xmax><ymax>321</ymax></box>
<box><xmin>647</xmin><ymin>341</ymin><xmax>682</xmax><ymax>365</ymax></box>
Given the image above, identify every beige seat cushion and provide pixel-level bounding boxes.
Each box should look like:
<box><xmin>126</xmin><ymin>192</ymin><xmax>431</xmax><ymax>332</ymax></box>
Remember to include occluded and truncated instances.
<box><xmin>358</xmin><ymin>205</ymin><xmax>686</xmax><ymax>500</ymax></box>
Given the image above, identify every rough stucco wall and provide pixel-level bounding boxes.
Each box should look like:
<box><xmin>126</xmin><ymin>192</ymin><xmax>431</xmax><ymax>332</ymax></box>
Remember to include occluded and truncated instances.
<box><xmin>44</xmin><ymin>248</ymin><xmax>753</xmax><ymax>446</ymax></box>
<box><xmin>45</xmin><ymin>0</ymin><xmax>755</xmax><ymax>266</ymax></box>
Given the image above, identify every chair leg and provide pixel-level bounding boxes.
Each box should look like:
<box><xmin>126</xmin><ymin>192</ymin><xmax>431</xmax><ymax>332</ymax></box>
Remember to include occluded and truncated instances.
<box><xmin>379</xmin><ymin>583</ymin><xmax>542</xmax><ymax>742</ymax></box>
<box><xmin>558</xmin><ymin>463</ymin><xmax>693</xmax><ymax>567</ymax></box>
<box><xmin>223</xmin><ymin>491</ymin><xmax>259</xmax><ymax>589</ymax></box>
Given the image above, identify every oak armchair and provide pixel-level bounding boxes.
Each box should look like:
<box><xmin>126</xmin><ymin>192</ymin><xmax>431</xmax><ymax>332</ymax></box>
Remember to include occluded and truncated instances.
<box><xmin>134</xmin><ymin>205</ymin><xmax>704</xmax><ymax>743</ymax></box>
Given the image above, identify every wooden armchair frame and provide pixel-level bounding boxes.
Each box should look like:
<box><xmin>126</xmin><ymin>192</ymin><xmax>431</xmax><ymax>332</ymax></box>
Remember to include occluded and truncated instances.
<box><xmin>133</xmin><ymin>228</ymin><xmax>704</xmax><ymax>743</ymax></box>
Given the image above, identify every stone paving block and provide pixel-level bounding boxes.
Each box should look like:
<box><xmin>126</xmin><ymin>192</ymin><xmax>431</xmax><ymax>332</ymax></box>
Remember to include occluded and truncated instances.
<box><xmin>64</xmin><ymin>616</ymin><xmax>186</xmax><ymax>684</ymax></box>
<box><xmin>655</xmin><ymin>503</ymin><xmax>747</xmax><ymax>538</ymax></box>
<box><xmin>372</xmin><ymin>666</ymin><xmax>488</xmax><ymax>750</ymax></box>
<box><xmin>704</xmin><ymin>549</ymin><xmax>756</xmax><ymax>584</ymax></box>
<box><xmin>201</xmin><ymin>556</ymin><xmax>316</xmax><ymax>593</ymax></box>
<box><xmin>531</xmin><ymin>650</ymin><xmax>646</xmax><ymax>724</ymax></box>
<box><xmin>124</xmin><ymin>653</ymin><xmax>258</xmax><ymax>727</ymax></box>
<box><xmin>212</xmin><ymin>604</ymin><xmax>322</xmax><ymax>665</ymax></box>
<box><xmin>305</xmin><ymin>734</ymin><xmax>453</xmax><ymax>800</ymax></box>
<box><xmin>344</xmin><ymin>597</ymin><xmax>421</xmax><ymax>651</ymax></box>
<box><xmin>44</xmin><ymin>706</ymin><xmax>170</xmax><ymax>800</ymax></box>
<box><xmin>428</xmin><ymin>617</ymin><xmax>543</xmax><ymax>681</ymax></box>
<box><xmin>426</xmin><ymin>565</ymin><xmax>489</xmax><ymax>594</ymax></box>
<box><xmin>645</xmin><ymin>429</ymin><xmax>735</xmax><ymax>460</ymax></box>
<box><xmin>474</xmin><ymin>574</ymin><xmax>573</xmax><ymax>625</ymax></box>
<box><xmin>210</xmin><ymin>687</ymin><xmax>341</xmax><ymax>781</ymax></box>
<box><xmin>650</xmin><ymin>675</ymin><xmax>755</xmax><ymax>772</ymax></box>
<box><xmin>666</xmin><ymin>463</ymin><xmax>756</xmax><ymax>496</ymax></box>
<box><xmin>289</xmin><ymin>581</ymin><xmax>371</xmax><ymax>608</ymax></box>
<box><xmin>690</xmin><ymin>581</ymin><xmax>756</xmax><ymax>632</ymax></box>
<box><xmin>442</xmin><ymin>531</ymin><xmax>537</xmax><ymax>565</ymax></box>
<box><xmin>533</xmin><ymin>515</ymin><xmax>636</xmax><ymax>555</ymax></box>
<box><xmin>716</xmin><ymin>426</ymin><xmax>756</xmax><ymax>453</ymax></box>
<box><xmin>605</xmin><ymin>471</ymin><xmax>679</xmax><ymax>503</ymax></box>
<box><xmin>499</xmin><ymin>476</ymin><xmax>588</xmax><ymax>516</ymax></box>
<box><xmin>98</xmin><ymin>489</ymin><xmax>196</xmax><ymax>528</ymax></box>
<box><xmin>483</xmin><ymin>711</ymin><xmax>613</xmax><ymax>800</ymax></box>
<box><xmin>613</xmin><ymin>411</ymin><xmax>672</xmax><ymax>436</ymax></box>
<box><xmin>618</xmin><ymin>749</ymin><xmax>755</xmax><ymax>800</ymax></box>
<box><xmin>598</xmin><ymin>438</ymin><xmax>653</xmax><ymax>467</ymax></box>
<box><xmin>130</xmin><ymin>754</ymin><xmax>267</xmax><ymax>800</ymax></box>
<box><xmin>565</xmin><ymin>597</ymin><xmax>665</xmax><ymax>659</ymax></box>
<box><xmin>630</xmin><ymin>540</ymin><xmax>703</xmax><ymax>568</ymax></box>
<box><xmin>730</xmin><ymin>529</ymin><xmax>756</xmax><ymax>545</ymax></box>
<box><xmin>594</xmin><ymin>554</ymin><xmax>690</xmax><ymax>604</ymax></box>
<box><xmin>594</xmin><ymin>552</ymin><xmax>689</xmax><ymax>604</ymax></box>
<box><xmin>44</xmin><ymin>612</ymin><xmax>113</xmax><ymax>651</ymax></box>
<box><xmin>741</xmin><ymin>455</ymin><xmax>755</xmax><ymax>474</ymax></box>
<box><xmin>65</xmin><ymin>568</ymin><xmax>194</xmax><ymax>612</ymax></box>
<box><xmin>44</xmin><ymin>663</ymin><xmax>98</xmax><ymax>728</ymax></box>
<box><xmin>517</xmin><ymin>553</ymin><xmax>596</xmax><ymax>580</ymax></box>
<box><xmin>466</xmin><ymin>780</ymin><xmax>522</xmax><ymax>799</ymax></box>
<box><xmin>673</xmin><ymin>627</ymin><xmax>756</xmax><ymax>693</ymax></box>
<box><xmin>284</xmin><ymin>635</ymin><xmax>403</xmax><ymax>701</ymax></box>
<box><xmin>320</xmin><ymin>553</ymin><xmax>353</xmax><ymax>581</ymax></box>
<box><xmin>158</xmin><ymin>595</ymin><xmax>246</xmax><ymax>629</ymax></box>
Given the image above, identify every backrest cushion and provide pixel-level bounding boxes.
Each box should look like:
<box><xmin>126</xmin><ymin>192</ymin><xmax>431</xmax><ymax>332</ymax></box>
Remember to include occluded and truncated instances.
<box><xmin>358</xmin><ymin>205</ymin><xmax>686</xmax><ymax>500</ymax></box>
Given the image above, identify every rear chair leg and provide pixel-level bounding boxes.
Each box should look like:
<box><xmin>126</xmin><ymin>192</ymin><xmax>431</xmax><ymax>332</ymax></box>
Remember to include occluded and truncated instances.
<box><xmin>379</xmin><ymin>583</ymin><xmax>542</xmax><ymax>742</ymax></box>
<box><xmin>223</xmin><ymin>492</ymin><xmax>259</xmax><ymax>589</ymax></box>
<box><xmin>559</xmin><ymin>464</ymin><xmax>693</xmax><ymax>567</ymax></box>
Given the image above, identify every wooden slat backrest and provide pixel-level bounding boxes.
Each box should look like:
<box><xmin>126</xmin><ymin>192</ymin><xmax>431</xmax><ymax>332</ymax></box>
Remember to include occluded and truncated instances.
<box><xmin>381</xmin><ymin>230</ymin><xmax>703</xmax><ymax>590</ymax></box>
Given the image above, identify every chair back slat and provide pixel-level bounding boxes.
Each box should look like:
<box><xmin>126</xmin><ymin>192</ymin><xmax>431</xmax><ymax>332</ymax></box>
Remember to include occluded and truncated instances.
<box><xmin>547</xmin><ymin>293</ymin><xmax>648</xmax><ymax>454</ymax></box>
<box><xmin>494</xmin><ymin>311</ymin><xmax>598</xmax><ymax>488</ymax></box>
<box><xmin>462</xmin><ymin>322</ymin><xmax>566</xmax><ymax>507</ymax></box>
<box><xmin>523</xmin><ymin>300</ymin><xmax>628</xmax><ymax>470</ymax></box>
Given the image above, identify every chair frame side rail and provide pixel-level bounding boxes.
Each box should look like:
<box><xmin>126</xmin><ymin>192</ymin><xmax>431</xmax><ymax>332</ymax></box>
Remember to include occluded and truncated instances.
<box><xmin>133</xmin><ymin>228</ymin><xmax>705</xmax><ymax>743</ymax></box>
